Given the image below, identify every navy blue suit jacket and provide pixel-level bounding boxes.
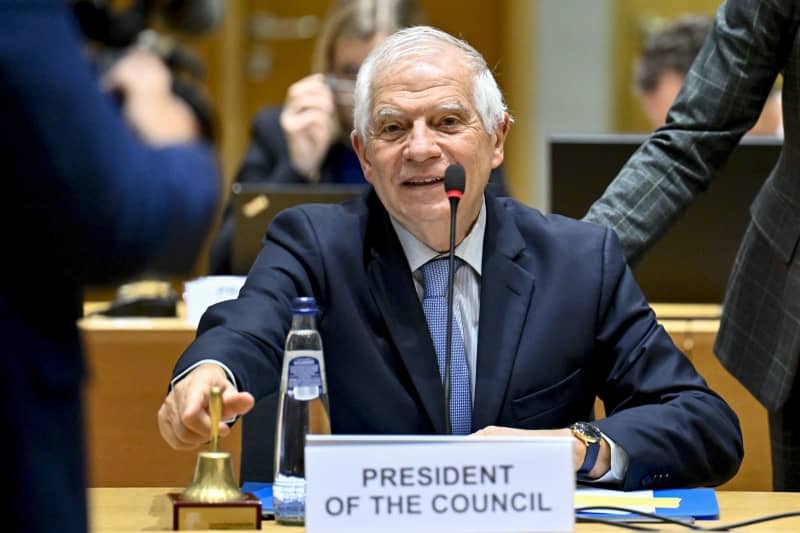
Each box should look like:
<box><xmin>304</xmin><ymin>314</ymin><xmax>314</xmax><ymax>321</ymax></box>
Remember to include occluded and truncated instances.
<box><xmin>1</xmin><ymin>2</ymin><xmax>220</xmax><ymax>532</ymax></box>
<box><xmin>179</xmin><ymin>190</ymin><xmax>742</xmax><ymax>491</ymax></box>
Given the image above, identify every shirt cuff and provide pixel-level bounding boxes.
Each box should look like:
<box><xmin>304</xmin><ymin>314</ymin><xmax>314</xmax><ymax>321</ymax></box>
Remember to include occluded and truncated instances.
<box><xmin>170</xmin><ymin>359</ymin><xmax>239</xmax><ymax>423</ymax></box>
<box><xmin>583</xmin><ymin>431</ymin><xmax>629</xmax><ymax>484</ymax></box>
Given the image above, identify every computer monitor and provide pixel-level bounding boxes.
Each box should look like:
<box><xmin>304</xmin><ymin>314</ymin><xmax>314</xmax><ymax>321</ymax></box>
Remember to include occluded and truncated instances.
<box><xmin>230</xmin><ymin>183</ymin><xmax>368</xmax><ymax>274</ymax></box>
<box><xmin>549</xmin><ymin>133</ymin><xmax>782</xmax><ymax>303</ymax></box>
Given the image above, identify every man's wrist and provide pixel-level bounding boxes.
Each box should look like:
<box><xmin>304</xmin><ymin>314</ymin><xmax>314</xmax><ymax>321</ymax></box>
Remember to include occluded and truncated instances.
<box><xmin>570</xmin><ymin>422</ymin><xmax>608</xmax><ymax>479</ymax></box>
<box><xmin>171</xmin><ymin>359</ymin><xmax>239</xmax><ymax>392</ymax></box>
<box><xmin>588</xmin><ymin>438</ymin><xmax>611</xmax><ymax>479</ymax></box>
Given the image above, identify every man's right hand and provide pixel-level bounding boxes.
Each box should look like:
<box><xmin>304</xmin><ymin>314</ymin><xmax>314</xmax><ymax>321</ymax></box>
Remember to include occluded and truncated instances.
<box><xmin>280</xmin><ymin>73</ymin><xmax>340</xmax><ymax>179</ymax></box>
<box><xmin>158</xmin><ymin>363</ymin><xmax>255</xmax><ymax>450</ymax></box>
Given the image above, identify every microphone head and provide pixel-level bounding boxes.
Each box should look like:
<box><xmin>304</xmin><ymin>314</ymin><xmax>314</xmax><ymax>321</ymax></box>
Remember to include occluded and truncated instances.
<box><xmin>444</xmin><ymin>164</ymin><xmax>466</xmax><ymax>200</ymax></box>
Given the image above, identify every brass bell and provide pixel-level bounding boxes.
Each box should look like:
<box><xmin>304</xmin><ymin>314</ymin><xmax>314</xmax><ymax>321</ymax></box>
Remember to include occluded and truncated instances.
<box><xmin>181</xmin><ymin>386</ymin><xmax>243</xmax><ymax>503</ymax></box>
<box><xmin>181</xmin><ymin>451</ymin><xmax>243</xmax><ymax>503</ymax></box>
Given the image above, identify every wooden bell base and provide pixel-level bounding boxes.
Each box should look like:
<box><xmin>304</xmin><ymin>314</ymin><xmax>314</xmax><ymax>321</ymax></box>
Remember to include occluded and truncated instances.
<box><xmin>169</xmin><ymin>493</ymin><xmax>262</xmax><ymax>530</ymax></box>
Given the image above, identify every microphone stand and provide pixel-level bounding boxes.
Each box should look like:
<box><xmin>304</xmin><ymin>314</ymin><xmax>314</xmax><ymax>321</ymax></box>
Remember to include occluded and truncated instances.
<box><xmin>442</xmin><ymin>163</ymin><xmax>465</xmax><ymax>435</ymax></box>
<box><xmin>444</xmin><ymin>195</ymin><xmax>459</xmax><ymax>435</ymax></box>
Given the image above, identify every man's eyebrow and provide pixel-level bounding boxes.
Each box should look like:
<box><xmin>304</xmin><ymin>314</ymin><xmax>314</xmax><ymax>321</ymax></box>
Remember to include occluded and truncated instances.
<box><xmin>374</xmin><ymin>108</ymin><xmax>402</xmax><ymax>120</ymax></box>
<box><xmin>374</xmin><ymin>102</ymin><xmax>470</xmax><ymax>119</ymax></box>
<box><xmin>439</xmin><ymin>102</ymin><xmax>470</xmax><ymax>113</ymax></box>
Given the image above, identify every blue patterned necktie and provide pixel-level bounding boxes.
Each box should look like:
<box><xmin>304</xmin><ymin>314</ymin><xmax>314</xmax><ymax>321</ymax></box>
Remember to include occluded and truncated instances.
<box><xmin>420</xmin><ymin>258</ymin><xmax>472</xmax><ymax>435</ymax></box>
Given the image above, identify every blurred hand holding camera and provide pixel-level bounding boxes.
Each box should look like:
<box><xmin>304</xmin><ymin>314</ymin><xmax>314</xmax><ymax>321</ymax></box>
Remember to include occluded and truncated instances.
<box><xmin>102</xmin><ymin>48</ymin><xmax>201</xmax><ymax>146</ymax></box>
<box><xmin>280</xmin><ymin>73</ymin><xmax>341</xmax><ymax>180</ymax></box>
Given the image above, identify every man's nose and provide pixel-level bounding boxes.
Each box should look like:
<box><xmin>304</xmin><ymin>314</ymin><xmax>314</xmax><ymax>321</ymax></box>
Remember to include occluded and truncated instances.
<box><xmin>404</xmin><ymin>121</ymin><xmax>441</xmax><ymax>161</ymax></box>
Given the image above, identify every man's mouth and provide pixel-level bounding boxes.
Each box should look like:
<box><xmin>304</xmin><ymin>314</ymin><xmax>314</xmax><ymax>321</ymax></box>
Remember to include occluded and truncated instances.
<box><xmin>404</xmin><ymin>176</ymin><xmax>444</xmax><ymax>187</ymax></box>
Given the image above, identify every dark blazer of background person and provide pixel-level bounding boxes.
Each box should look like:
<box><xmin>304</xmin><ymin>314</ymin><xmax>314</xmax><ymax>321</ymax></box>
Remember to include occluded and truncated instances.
<box><xmin>207</xmin><ymin>106</ymin><xmax>509</xmax><ymax>274</ymax></box>
<box><xmin>177</xmin><ymin>190</ymin><xmax>742</xmax><ymax>491</ymax></box>
<box><xmin>583</xmin><ymin>0</ymin><xmax>800</xmax><ymax>490</ymax></box>
<box><xmin>0</xmin><ymin>2</ymin><xmax>220</xmax><ymax>532</ymax></box>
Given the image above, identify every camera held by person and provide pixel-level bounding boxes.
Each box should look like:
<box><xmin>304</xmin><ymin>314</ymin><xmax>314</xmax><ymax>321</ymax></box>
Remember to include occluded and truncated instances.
<box><xmin>72</xmin><ymin>0</ymin><xmax>224</xmax><ymax>142</ymax></box>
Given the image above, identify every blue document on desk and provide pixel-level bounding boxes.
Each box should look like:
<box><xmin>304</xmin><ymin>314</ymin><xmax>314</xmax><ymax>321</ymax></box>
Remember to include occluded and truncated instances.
<box><xmin>575</xmin><ymin>487</ymin><xmax>719</xmax><ymax>520</ymax></box>
<box><xmin>241</xmin><ymin>482</ymin><xmax>273</xmax><ymax>517</ymax></box>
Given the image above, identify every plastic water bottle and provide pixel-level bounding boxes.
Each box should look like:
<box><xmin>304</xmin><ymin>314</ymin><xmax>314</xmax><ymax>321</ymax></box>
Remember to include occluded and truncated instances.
<box><xmin>273</xmin><ymin>296</ymin><xmax>331</xmax><ymax>525</ymax></box>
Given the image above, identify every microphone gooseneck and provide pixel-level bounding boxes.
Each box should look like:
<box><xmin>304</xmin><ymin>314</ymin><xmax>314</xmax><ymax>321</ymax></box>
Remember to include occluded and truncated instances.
<box><xmin>443</xmin><ymin>164</ymin><xmax>466</xmax><ymax>435</ymax></box>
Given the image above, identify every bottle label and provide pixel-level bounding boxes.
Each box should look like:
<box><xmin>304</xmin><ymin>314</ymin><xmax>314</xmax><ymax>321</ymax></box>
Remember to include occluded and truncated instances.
<box><xmin>287</xmin><ymin>356</ymin><xmax>322</xmax><ymax>401</ymax></box>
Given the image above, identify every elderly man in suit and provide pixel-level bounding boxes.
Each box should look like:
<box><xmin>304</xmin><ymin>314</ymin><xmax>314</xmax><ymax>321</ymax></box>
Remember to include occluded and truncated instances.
<box><xmin>159</xmin><ymin>25</ymin><xmax>742</xmax><ymax>489</ymax></box>
<box><xmin>584</xmin><ymin>0</ymin><xmax>800</xmax><ymax>490</ymax></box>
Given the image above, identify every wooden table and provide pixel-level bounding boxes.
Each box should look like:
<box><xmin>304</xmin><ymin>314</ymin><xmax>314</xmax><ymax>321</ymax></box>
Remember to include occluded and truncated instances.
<box><xmin>89</xmin><ymin>488</ymin><xmax>800</xmax><ymax>532</ymax></box>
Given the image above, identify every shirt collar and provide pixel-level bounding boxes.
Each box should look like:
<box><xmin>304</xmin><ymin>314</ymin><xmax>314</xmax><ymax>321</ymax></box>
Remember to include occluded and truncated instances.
<box><xmin>390</xmin><ymin>197</ymin><xmax>485</xmax><ymax>276</ymax></box>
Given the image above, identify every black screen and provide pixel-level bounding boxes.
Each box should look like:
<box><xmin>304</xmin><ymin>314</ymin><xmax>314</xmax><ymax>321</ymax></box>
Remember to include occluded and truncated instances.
<box><xmin>549</xmin><ymin>133</ymin><xmax>782</xmax><ymax>303</ymax></box>
<box><xmin>231</xmin><ymin>183</ymin><xmax>368</xmax><ymax>275</ymax></box>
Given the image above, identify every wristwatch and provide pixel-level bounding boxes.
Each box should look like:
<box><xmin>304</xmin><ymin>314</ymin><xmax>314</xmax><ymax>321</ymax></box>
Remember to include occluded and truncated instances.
<box><xmin>570</xmin><ymin>421</ymin><xmax>602</xmax><ymax>477</ymax></box>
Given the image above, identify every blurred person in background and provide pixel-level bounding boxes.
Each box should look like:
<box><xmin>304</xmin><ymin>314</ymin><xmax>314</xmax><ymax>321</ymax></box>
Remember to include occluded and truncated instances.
<box><xmin>102</xmin><ymin>48</ymin><xmax>205</xmax><ymax>150</ymax></box>
<box><xmin>0</xmin><ymin>1</ymin><xmax>220</xmax><ymax>532</ymax></box>
<box><xmin>239</xmin><ymin>0</ymin><xmax>426</xmax><ymax>187</ymax></box>
<box><xmin>73</xmin><ymin>0</ymin><xmax>221</xmax><ymax>144</ymax></box>
<box><xmin>208</xmin><ymin>0</ymin><xmax>510</xmax><ymax>274</ymax></box>
<box><xmin>81</xmin><ymin>0</ymin><xmax>221</xmax><ymax>317</ymax></box>
<box><xmin>635</xmin><ymin>14</ymin><xmax>782</xmax><ymax>136</ymax></box>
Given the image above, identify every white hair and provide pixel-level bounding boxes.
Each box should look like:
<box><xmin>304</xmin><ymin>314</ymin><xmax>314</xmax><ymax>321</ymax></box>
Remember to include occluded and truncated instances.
<box><xmin>352</xmin><ymin>26</ymin><xmax>509</xmax><ymax>140</ymax></box>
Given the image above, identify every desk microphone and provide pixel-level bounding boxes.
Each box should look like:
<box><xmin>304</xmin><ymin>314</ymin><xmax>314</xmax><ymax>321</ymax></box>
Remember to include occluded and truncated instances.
<box><xmin>443</xmin><ymin>164</ymin><xmax>465</xmax><ymax>434</ymax></box>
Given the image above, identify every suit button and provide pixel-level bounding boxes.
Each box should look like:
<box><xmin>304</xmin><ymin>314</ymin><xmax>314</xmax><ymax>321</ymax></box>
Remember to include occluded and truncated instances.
<box><xmin>641</xmin><ymin>475</ymin><xmax>653</xmax><ymax>488</ymax></box>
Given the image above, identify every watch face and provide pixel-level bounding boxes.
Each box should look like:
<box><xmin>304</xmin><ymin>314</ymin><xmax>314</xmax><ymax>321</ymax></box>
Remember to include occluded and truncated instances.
<box><xmin>572</xmin><ymin>422</ymin><xmax>602</xmax><ymax>443</ymax></box>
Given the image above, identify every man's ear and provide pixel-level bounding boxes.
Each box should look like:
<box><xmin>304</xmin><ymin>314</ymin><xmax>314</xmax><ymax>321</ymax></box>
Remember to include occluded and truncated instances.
<box><xmin>491</xmin><ymin>113</ymin><xmax>511</xmax><ymax>168</ymax></box>
<box><xmin>351</xmin><ymin>130</ymin><xmax>374</xmax><ymax>184</ymax></box>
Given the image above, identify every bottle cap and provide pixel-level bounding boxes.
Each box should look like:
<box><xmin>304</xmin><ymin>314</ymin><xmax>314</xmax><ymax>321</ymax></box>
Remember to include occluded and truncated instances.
<box><xmin>291</xmin><ymin>296</ymin><xmax>318</xmax><ymax>315</ymax></box>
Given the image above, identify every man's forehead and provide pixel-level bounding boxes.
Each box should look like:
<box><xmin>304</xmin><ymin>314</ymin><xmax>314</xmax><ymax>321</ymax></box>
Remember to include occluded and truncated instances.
<box><xmin>368</xmin><ymin>58</ymin><xmax>474</xmax><ymax>117</ymax></box>
<box><xmin>371</xmin><ymin>43</ymin><xmax>469</xmax><ymax>82</ymax></box>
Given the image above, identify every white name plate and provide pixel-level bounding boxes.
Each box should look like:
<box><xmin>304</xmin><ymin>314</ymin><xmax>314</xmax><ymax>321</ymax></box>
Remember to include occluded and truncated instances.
<box><xmin>305</xmin><ymin>435</ymin><xmax>575</xmax><ymax>533</ymax></box>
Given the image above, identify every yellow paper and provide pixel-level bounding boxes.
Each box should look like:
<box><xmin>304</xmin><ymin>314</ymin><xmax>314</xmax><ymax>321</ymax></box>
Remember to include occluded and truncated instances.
<box><xmin>575</xmin><ymin>494</ymin><xmax>681</xmax><ymax>509</ymax></box>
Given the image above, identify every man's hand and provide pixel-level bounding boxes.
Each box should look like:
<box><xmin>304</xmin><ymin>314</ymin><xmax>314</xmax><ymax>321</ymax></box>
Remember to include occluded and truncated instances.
<box><xmin>158</xmin><ymin>363</ymin><xmax>255</xmax><ymax>450</ymax></box>
<box><xmin>280</xmin><ymin>73</ymin><xmax>340</xmax><ymax>179</ymax></box>
<box><xmin>102</xmin><ymin>49</ymin><xmax>200</xmax><ymax>146</ymax></box>
<box><xmin>472</xmin><ymin>425</ymin><xmax>611</xmax><ymax>479</ymax></box>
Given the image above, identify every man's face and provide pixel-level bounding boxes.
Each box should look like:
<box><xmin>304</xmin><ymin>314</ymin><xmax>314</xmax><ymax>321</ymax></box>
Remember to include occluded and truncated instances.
<box><xmin>638</xmin><ymin>69</ymin><xmax>684</xmax><ymax>129</ymax></box>
<box><xmin>352</xmin><ymin>46</ymin><xmax>508</xmax><ymax>247</ymax></box>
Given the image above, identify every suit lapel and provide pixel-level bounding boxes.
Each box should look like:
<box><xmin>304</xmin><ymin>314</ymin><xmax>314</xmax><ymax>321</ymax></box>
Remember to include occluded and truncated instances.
<box><xmin>472</xmin><ymin>196</ymin><xmax>536</xmax><ymax>430</ymax></box>
<box><xmin>364</xmin><ymin>193</ymin><xmax>446</xmax><ymax>433</ymax></box>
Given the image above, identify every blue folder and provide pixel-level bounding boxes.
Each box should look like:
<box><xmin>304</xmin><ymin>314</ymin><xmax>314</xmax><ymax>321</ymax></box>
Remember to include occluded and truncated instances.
<box><xmin>241</xmin><ymin>482</ymin><xmax>274</xmax><ymax>517</ymax></box>
<box><xmin>576</xmin><ymin>488</ymin><xmax>719</xmax><ymax>521</ymax></box>
<box><xmin>654</xmin><ymin>488</ymin><xmax>719</xmax><ymax>519</ymax></box>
